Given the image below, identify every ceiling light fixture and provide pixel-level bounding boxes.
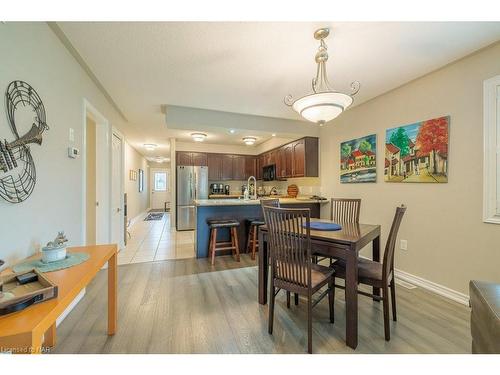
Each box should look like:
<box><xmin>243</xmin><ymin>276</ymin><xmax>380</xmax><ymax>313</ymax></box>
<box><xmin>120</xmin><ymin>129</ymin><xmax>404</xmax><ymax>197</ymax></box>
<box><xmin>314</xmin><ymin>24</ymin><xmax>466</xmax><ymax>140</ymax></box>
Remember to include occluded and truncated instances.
<box><xmin>272</xmin><ymin>133</ymin><xmax>276</xmax><ymax>137</ymax></box>
<box><xmin>229</xmin><ymin>129</ymin><xmax>235</xmax><ymax>134</ymax></box>
<box><xmin>284</xmin><ymin>28</ymin><xmax>360</xmax><ymax>125</ymax></box>
<box><xmin>191</xmin><ymin>133</ymin><xmax>207</xmax><ymax>142</ymax></box>
<box><xmin>243</xmin><ymin>136</ymin><xmax>257</xmax><ymax>145</ymax></box>
<box><xmin>144</xmin><ymin>143</ymin><xmax>158</xmax><ymax>151</ymax></box>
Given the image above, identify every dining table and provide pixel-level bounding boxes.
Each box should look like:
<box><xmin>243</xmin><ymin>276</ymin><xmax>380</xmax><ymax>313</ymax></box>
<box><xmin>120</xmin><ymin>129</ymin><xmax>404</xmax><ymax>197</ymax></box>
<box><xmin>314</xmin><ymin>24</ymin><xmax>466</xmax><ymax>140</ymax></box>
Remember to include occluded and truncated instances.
<box><xmin>258</xmin><ymin>218</ymin><xmax>381</xmax><ymax>350</ymax></box>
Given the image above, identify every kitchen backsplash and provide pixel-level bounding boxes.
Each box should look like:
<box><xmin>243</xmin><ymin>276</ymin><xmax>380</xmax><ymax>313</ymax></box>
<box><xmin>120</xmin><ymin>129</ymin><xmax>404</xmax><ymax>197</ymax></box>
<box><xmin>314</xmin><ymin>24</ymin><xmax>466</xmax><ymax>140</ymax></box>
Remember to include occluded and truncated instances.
<box><xmin>208</xmin><ymin>177</ymin><xmax>321</xmax><ymax>196</ymax></box>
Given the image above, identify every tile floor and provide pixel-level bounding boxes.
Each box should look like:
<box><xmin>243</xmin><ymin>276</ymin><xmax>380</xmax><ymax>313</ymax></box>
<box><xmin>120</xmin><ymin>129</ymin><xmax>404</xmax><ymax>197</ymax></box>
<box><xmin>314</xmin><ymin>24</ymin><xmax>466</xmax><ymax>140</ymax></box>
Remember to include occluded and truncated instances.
<box><xmin>118</xmin><ymin>212</ymin><xmax>195</xmax><ymax>265</ymax></box>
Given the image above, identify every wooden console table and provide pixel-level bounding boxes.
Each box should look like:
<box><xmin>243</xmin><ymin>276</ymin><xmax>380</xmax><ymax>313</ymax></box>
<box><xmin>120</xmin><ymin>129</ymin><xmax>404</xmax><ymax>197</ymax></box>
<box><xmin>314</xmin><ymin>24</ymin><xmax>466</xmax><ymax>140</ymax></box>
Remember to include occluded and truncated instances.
<box><xmin>0</xmin><ymin>244</ymin><xmax>117</xmax><ymax>354</ymax></box>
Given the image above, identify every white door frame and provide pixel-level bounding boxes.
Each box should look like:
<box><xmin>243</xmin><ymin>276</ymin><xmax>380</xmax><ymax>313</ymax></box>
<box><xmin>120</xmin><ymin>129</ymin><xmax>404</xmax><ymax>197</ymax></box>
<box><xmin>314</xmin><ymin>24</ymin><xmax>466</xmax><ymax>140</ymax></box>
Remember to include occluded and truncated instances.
<box><xmin>82</xmin><ymin>98</ymin><xmax>112</xmax><ymax>246</ymax></box>
<box><xmin>111</xmin><ymin>127</ymin><xmax>125</xmax><ymax>250</ymax></box>
<box><xmin>150</xmin><ymin>167</ymin><xmax>170</xmax><ymax>210</ymax></box>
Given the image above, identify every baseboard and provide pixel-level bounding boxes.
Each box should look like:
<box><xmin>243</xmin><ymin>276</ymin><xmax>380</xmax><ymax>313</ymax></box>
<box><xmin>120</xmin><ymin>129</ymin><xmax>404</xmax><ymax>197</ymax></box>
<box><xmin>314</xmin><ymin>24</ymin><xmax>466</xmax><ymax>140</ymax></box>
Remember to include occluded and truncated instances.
<box><xmin>394</xmin><ymin>269</ymin><xmax>470</xmax><ymax>306</ymax></box>
<box><xmin>55</xmin><ymin>288</ymin><xmax>86</xmax><ymax>326</ymax></box>
<box><xmin>358</xmin><ymin>256</ymin><xmax>470</xmax><ymax>306</ymax></box>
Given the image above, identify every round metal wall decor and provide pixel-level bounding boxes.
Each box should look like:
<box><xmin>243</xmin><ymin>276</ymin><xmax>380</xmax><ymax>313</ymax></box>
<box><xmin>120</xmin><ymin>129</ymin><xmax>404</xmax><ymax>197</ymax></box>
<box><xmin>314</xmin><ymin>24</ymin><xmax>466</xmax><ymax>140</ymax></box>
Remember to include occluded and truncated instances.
<box><xmin>0</xmin><ymin>80</ymin><xmax>49</xmax><ymax>203</ymax></box>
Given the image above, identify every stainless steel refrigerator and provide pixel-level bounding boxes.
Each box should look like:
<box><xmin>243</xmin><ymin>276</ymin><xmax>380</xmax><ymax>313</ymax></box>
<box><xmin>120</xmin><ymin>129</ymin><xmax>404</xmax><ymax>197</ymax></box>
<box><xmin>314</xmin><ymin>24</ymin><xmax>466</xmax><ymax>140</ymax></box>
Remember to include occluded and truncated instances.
<box><xmin>176</xmin><ymin>165</ymin><xmax>208</xmax><ymax>230</ymax></box>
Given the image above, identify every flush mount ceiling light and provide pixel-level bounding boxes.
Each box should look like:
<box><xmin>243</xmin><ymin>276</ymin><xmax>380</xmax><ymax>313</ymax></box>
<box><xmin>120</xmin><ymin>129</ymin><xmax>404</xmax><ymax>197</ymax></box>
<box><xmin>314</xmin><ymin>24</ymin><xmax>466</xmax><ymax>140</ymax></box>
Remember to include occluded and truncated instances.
<box><xmin>191</xmin><ymin>133</ymin><xmax>207</xmax><ymax>142</ymax></box>
<box><xmin>243</xmin><ymin>136</ymin><xmax>257</xmax><ymax>145</ymax></box>
<box><xmin>144</xmin><ymin>143</ymin><xmax>158</xmax><ymax>151</ymax></box>
<box><xmin>229</xmin><ymin>129</ymin><xmax>236</xmax><ymax>134</ymax></box>
<box><xmin>284</xmin><ymin>28</ymin><xmax>360</xmax><ymax>125</ymax></box>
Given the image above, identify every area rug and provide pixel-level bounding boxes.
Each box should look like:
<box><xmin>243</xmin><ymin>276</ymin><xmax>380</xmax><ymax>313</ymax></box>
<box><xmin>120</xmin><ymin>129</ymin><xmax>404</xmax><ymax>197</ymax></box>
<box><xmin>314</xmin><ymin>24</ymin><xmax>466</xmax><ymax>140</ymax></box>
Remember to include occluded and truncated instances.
<box><xmin>144</xmin><ymin>213</ymin><xmax>164</xmax><ymax>221</ymax></box>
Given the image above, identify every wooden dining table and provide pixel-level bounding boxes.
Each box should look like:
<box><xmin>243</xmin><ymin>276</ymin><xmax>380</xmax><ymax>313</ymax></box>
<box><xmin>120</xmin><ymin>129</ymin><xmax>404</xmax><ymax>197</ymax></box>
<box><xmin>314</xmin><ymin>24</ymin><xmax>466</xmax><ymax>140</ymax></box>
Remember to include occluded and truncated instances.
<box><xmin>258</xmin><ymin>218</ymin><xmax>381</xmax><ymax>349</ymax></box>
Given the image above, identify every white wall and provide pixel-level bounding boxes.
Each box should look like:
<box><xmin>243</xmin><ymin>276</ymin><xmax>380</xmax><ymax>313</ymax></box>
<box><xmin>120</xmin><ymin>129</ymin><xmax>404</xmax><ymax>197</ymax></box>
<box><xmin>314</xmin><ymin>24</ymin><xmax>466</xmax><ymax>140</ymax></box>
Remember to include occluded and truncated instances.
<box><xmin>0</xmin><ymin>22</ymin><xmax>129</xmax><ymax>265</ymax></box>
<box><xmin>124</xmin><ymin>141</ymin><xmax>150</xmax><ymax>220</ymax></box>
<box><xmin>320</xmin><ymin>42</ymin><xmax>500</xmax><ymax>295</ymax></box>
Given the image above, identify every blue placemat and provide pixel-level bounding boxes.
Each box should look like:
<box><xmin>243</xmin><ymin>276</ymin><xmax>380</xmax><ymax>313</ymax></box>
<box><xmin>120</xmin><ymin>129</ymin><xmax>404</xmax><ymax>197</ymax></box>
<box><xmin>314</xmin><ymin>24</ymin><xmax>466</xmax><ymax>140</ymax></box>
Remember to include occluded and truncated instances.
<box><xmin>12</xmin><ymin>252</ymin><xmax>89</xmax><ymax>273</ymax></box>
<box><xmin>303</xmin><ymin>222</ymin><xmax>342</xmax><ymax>231</ymax></box>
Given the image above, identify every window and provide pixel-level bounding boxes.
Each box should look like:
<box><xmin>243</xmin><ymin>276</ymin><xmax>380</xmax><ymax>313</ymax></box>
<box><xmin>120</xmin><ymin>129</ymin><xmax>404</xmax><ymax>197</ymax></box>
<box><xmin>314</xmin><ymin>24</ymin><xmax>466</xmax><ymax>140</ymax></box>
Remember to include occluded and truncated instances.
<box><xmin>483</xmin><ymin>75</ymin><xmax>500</xmax><ymax>224</ymax></box>
<box><xmin>154</xmin><ymin>172</ymin><xmax>168</xmax><ymax>192</ymax></box>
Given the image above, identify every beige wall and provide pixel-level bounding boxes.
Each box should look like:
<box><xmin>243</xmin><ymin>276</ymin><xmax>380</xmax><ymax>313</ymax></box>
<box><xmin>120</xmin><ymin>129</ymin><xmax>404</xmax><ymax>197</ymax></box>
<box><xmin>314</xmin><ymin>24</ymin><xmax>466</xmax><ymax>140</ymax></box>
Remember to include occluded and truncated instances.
<box><xmin>85</xmin><ymin>117</ymin><xmax>96</xmax><ymax>245</ymax></box>
<box><xmin>0</xmin><ymin>23</ymin><xmax>130</xmax><ymax>265</ymax></box>
<box><xmin>320</xmin><ymin>42</ymin><xmax>500</xmax><ymax>295</ymax></box>
<box><xmin>124</xmin><ymin>141</ymin><xmax>150</xmax><ymax>220</ymax></box>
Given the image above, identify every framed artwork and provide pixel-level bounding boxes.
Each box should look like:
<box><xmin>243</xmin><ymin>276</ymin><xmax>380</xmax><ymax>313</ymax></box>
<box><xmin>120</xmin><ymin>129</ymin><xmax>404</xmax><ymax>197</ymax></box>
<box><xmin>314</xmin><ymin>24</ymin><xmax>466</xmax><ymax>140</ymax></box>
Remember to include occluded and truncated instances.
<box><xmin>129</xmin><ymin>170</ymin><xmax>137</xmax><ymax>181</ymax></box>
<box><xmin>385</xmin><ymin>116</ymin><xmax>449</xmax><ymax>183</ymax></box>
<box><xmin>138</xmin><ymin>169</ymin><xmax>144</xmax><ymax>192</ymax></box>
<box><xmin>340</xmin><ymin>134</ymin><xmax>377</xmax><ymax>183</ymax></box>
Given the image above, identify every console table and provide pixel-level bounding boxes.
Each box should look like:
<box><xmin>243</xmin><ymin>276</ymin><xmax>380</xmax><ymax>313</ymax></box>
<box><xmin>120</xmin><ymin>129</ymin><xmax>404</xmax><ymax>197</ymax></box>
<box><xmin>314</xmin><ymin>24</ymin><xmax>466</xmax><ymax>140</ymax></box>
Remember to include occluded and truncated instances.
<box><xmin>0</xmin><ymin>244</ymin><xmax>117</xmax><ymax>354</ymax></box>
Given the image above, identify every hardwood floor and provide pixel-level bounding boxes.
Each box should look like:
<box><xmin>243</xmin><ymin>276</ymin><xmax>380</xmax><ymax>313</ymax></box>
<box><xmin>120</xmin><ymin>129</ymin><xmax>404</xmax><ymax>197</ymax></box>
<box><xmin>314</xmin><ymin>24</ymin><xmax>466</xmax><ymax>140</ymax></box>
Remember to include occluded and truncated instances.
<box><xmin>53</xmin><ymin>255</ymin><xmax>471</xmax><ymax>354</ymax></box>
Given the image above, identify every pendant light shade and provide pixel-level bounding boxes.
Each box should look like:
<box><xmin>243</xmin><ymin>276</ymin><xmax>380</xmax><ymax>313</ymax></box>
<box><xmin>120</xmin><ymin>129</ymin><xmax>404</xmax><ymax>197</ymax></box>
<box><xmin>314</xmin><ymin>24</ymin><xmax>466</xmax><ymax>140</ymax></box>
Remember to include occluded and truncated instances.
<box><xmin>285</xmin><ymin>28</ymin><xmax>360</xmax><ymax>125</ymax></box>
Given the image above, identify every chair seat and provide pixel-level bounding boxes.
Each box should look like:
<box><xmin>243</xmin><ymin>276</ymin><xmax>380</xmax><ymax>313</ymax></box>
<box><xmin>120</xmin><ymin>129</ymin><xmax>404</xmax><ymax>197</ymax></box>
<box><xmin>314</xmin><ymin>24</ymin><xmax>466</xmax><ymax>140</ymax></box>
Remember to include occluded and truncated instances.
<box><xmin>276</xmin><ymin>262</ymin><xmax>334</xmax><ymax>290</ymax></box>
<box><xmin>207</xmin><ymin>219</ymin><xmax>240</xmax><ymax>228</ymax></box>
<box><xmin>246</xmin><ymin>218</ymin><xmax>265</xmax><ymax>226</ymax></box>
<box><xmin>332</xmin><ymin>258</ymin><xmax>383</xmax><ymax>281</ymax></box>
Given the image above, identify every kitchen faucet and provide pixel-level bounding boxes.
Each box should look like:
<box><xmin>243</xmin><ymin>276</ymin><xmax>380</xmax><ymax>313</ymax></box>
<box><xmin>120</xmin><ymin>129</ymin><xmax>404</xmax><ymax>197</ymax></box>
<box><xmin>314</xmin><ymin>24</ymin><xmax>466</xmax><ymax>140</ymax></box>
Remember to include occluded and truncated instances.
<box><xmin>247</xmin><ymin>175</ymin><xmax>257</xmax><ymax>200</ymax></box>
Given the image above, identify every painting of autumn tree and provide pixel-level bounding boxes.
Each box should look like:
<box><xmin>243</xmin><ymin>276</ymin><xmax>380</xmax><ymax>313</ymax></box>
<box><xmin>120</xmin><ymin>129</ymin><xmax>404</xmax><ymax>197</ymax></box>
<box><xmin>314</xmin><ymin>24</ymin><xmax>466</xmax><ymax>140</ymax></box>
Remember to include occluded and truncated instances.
<box><xmin>385</xmin><ymin>116</ymin><xmax>449</xmax><ymax>183</ymax></box>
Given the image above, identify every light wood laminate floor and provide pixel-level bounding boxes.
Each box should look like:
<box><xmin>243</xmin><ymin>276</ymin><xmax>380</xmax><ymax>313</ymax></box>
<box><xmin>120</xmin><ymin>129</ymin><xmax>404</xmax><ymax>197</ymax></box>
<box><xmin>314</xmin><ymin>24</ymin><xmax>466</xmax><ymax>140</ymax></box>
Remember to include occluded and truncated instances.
<box><xmin>54</xmin><ymin>256</ymin><xmax>471</xmax><ymax>354</ymax></box>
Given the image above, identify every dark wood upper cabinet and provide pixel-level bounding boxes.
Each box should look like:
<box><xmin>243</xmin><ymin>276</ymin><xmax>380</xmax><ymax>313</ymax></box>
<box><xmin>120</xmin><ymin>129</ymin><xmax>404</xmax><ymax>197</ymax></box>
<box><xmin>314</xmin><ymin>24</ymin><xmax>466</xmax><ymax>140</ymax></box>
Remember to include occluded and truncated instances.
<box><xmin>182</xmin><ymin>136</ymin><xmax>318</xmax><ymax>181</ymax></box>
<box><xmin>292</xmin><ymin>139</ymin><xmax>305</xmax><ymax>177</ymax></box>
<box><xmin>207</xmin><ymin>154</ymin><xmax>222</xmax><ymax>180</ymax></box>
<box><xmin>176</xmin><ymin>151</ymin><xmax>193</xmax><ymax>166</ymax></box>
<box><xmin>191</xmin><ymin>152</ymin><xmax>208</xmax><ymax>166</ymax></box>
<box><xmin>244</xmin><ymin>156</ymin><xmax>257</xmax><ymax>179</ymax></box>
<box><xmin>177</xmin><ymin>151</ymin><xmax>208</xmax><ymax>166</ymax></box>
<box><xmin>232</xmin><ymin>155</ymin><xmax>246</xmax><ymax>180</ymax></box>
<box><xmin>221</xmin><ymin>154</ymin><xmax>234</xmax><ymax>180</ymax></box>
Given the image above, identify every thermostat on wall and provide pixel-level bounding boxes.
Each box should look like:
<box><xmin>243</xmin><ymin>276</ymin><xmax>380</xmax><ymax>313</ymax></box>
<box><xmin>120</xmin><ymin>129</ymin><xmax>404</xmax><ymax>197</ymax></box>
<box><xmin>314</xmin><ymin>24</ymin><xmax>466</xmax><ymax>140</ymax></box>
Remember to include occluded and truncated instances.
<box><xmin>68</xmin><ymin>147</ymin><xmax>80</xmax><ymax>159</ymax></box>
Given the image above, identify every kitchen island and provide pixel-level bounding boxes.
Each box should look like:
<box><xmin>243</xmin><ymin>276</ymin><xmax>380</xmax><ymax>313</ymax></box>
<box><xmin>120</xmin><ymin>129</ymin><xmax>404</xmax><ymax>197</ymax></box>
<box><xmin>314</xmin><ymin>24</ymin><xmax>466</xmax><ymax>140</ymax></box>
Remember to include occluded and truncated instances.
<box><xmin>194</xmin><ymin>197</ymin><xmax>328</xmax><ymax>259</ymax></box>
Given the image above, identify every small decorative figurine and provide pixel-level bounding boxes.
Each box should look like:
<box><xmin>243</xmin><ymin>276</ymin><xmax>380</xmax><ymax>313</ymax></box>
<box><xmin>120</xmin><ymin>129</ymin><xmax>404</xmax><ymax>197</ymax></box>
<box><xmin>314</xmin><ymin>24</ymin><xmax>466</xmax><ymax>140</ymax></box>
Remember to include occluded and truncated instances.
<box><xmin>42</xmin><ymin>232</ymin><xmax>68</xmax><ymax>263</ymax></box>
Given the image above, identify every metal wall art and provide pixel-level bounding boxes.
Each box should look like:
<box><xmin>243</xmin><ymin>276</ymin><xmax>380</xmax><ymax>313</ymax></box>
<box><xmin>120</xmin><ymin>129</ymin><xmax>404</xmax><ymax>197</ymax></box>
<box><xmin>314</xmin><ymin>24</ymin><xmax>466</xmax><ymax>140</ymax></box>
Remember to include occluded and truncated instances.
<box><xmin>0</xmin><ymin>81</ymin><xmax>49</xmax><ymax>203</ymax></box>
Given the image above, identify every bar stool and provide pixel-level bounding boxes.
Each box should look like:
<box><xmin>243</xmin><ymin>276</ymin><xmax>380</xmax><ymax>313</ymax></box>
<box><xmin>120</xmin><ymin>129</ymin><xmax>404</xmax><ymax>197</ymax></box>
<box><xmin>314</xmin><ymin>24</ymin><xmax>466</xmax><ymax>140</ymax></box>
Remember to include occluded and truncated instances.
<box><xmin>207</xmin><ymin>219</ymin><xmax>241</xmax><ymax>266</ymax></box>
<box><xmin>246</xmin><ymin>218</ymin><xmax>265</xmax><ymax>260</ymax></box>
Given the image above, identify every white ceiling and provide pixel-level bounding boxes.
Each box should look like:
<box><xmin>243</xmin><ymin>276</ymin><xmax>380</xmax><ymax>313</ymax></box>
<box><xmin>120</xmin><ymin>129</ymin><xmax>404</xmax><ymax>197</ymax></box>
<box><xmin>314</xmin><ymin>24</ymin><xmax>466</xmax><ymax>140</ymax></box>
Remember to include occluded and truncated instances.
<box><xmin>58</xmin><ymin>22</ymin><xmax>500</xmax><ymax>157</ymax></box>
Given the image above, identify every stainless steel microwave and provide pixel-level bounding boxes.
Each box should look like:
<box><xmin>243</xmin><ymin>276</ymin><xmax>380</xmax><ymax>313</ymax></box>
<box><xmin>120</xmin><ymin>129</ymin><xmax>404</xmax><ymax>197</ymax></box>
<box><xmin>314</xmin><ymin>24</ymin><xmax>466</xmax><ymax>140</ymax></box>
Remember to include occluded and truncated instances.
<box><xmin>263</xmin><ymin>164</ymin><xmax>276</xmax><ymax>181</ymax></box>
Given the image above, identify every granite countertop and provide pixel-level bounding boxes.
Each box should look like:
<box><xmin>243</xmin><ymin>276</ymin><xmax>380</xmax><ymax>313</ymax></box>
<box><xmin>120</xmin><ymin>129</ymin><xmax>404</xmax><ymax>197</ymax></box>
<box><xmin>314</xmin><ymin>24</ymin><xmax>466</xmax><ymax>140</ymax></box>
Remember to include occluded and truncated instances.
<box><xmin>195</xmin><ymin>197</ymin><xmax>329</xmax><ymax>206</ymax></box>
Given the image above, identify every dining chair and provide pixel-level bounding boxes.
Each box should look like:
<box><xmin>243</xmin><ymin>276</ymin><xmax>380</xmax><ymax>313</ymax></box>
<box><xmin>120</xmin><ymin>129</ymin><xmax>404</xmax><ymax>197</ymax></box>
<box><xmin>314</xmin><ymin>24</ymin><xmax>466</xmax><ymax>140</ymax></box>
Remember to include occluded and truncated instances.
<box><xmin>263</xmin><ymin>206</ymin><xmax>335</xmax><ymax>353</ymax></box>
<box><xmin>314</xmin><ymin>198</ymin><xmax>362</xmax><ymax>265</ymax></box>
<box><xmin>330</xmin><ymin>198</ymin><xmax>361</xmax><ymax>223</ymax></box>
<box><xmin>331</xmin><ymin>205</ymin><xmax>406</xmax><ymax>341</ymax></box>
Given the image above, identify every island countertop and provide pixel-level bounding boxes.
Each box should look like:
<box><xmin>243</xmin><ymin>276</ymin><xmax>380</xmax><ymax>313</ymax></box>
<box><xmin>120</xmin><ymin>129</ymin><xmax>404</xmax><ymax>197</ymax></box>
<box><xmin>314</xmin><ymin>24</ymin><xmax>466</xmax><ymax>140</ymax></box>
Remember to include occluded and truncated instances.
<box><xmin>194</xmin><ymin>197</ymin><xmax>329</xmax><ymax>207</ymax></box>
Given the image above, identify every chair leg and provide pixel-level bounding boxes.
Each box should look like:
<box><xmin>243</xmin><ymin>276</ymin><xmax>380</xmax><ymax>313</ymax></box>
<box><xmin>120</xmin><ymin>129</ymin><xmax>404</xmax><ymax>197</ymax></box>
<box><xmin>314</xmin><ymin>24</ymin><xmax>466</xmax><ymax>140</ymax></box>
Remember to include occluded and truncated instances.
<box><xmin>210</xmin><ymin>228</ymin><xmax>217</xmax><ymax>266</ymax></box>
<box><xmin>286</xmin><ymin>291</ymin><xmax>291</xmax><ymax>308</ymax></box>
<box><xmin>252</xmin><ymin>225</ymin><xmax>257</xmax><ymax>260</ymax></box>
<box><xmin>294</xmin><ymin>293</ymin><xmax>299</xmax><ymax>306</ymax></box>
<box><xmin>307</xmin><ymin>292</ymin><xmax>313</xmax><ymax>354</ymax></box>
<box><xmin>246</xmin><ymin>225</ymin><xmax>251</xmax><ymax>254</ymax></box>
<box><xmin>390</xmin><ymin>279</ymin><xmax>397</xmax><ymax>322</ymax></box>
<box><xmin>382</xmin><ymin>285</ymin><xmax>390</xmax><ymax>341</ymax></box>
<box><xmin>232</xmin><ymin>227</ymin><xmax>240</xmax><ymax>262</ymax></box>
<box><xmin>269</xmin><ymin>280</ymin><xmax>275</xmax><ymax>335</ymax></box>
<box><xmin>328</xmin><ymin>278</ymin><xmax>335</xmax><ymax>324</ymax></box>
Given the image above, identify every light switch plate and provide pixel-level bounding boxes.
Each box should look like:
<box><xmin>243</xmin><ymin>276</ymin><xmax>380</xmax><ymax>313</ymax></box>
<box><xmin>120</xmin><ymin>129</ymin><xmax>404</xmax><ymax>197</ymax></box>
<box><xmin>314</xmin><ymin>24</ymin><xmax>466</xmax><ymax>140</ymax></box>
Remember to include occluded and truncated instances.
<box><xmin>69</xmin><ymin>128</ymin><xmax>74</xmax><ymax>142</ymax></box>
<box><xmin>400</xmin><ymin>239</ymin><xmax>408</xmax><ymax>251</ymax></box>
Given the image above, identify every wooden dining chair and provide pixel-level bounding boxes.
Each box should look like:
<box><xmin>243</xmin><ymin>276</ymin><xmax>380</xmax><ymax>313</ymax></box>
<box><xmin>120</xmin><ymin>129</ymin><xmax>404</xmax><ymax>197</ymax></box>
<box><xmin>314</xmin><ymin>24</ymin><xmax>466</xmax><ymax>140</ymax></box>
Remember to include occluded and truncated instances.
<box><xmin>314</xmin><ymin>198</ymin><xmax>362</xmax><ymax>265</ymax></box>
<box><xmin>330</xmin><ymin>198</ymin><xmax>361</xmax><ymax>223</ymax></box>
<box><xmin>263</xmin><ymin>206</ymin><xmax>335</xmax><ymax>354</ymax></box>
<box><xmin>331</xmin><ymin>205</ymin><xmax>407</xmax><ymax>341</ymax></box>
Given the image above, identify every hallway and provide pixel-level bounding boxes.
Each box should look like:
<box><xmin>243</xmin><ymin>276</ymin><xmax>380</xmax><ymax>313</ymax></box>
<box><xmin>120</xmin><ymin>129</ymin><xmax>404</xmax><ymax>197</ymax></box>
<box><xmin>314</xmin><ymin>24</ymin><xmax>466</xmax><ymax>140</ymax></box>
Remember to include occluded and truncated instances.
<box><xmin>118</xmin><ymin>212</ymin><xmax>195</xmax><ymax>264</ymax></box>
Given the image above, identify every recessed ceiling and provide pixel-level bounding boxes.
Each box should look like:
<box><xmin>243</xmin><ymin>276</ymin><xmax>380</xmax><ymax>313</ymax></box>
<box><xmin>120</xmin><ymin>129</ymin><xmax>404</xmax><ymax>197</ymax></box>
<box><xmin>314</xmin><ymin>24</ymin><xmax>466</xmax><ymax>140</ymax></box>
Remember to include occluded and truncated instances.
<box><xmin>57</xmin><ymin>22</ymin><xmax>500</xmax><ymax>156</ymax></box>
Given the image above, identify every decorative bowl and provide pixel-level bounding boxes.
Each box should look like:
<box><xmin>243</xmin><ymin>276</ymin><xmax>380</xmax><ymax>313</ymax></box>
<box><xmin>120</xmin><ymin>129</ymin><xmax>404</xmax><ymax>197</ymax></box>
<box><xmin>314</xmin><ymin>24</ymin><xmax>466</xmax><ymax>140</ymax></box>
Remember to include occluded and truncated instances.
<box><xmin>41</xmin><ymin>245</ymin><xmax>67</xmax><ymax>263</ymax></box>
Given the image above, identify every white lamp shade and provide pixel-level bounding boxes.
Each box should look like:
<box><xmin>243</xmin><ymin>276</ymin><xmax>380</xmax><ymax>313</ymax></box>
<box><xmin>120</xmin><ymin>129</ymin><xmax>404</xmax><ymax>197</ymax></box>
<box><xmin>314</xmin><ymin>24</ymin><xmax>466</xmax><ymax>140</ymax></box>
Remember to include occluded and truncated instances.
<box><xmin>292</xmin><ymin>92</ymin><xmax>353</xmax><ymax>123</ymax></box>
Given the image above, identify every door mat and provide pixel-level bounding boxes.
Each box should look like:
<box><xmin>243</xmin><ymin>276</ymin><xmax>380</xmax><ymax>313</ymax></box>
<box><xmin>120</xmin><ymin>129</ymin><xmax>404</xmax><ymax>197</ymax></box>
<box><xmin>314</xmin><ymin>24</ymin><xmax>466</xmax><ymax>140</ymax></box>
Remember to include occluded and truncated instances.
<box><xmin>144</xmin><ymin>213</ymin><xmax>164</xmax><ymax>221</ymax></box>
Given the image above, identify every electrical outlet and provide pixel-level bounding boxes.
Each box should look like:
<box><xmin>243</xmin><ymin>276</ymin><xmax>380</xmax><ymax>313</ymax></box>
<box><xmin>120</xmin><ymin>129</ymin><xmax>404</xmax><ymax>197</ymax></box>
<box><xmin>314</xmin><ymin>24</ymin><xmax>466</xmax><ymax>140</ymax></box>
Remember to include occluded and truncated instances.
<box><xmin>400</xmin><ymin>239</ymin><xmax>408</xmax><ymax>251</ymax></box>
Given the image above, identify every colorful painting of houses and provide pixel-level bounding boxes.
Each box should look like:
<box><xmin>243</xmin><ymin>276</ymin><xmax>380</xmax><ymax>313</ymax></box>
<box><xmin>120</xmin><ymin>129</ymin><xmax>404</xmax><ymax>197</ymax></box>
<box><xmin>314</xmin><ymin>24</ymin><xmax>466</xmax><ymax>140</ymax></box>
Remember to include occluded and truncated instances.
<box><xmin>340</xmin><ymin>134</ymin><xmax>377</xmax><ymax>183</ymax></box>
<box><xmin>385</xmin><ymin>116</ymin><xmax>449</xmax><ymax>183</ymax></box>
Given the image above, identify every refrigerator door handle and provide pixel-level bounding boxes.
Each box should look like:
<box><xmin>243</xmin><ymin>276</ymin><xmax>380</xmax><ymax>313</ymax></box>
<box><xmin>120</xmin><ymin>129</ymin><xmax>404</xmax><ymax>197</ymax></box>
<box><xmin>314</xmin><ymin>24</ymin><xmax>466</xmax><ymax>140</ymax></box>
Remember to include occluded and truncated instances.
<box><xmin>194</xmin><ymin>172</ymin><xmax>197</xmax><ymax>200</ymax></box>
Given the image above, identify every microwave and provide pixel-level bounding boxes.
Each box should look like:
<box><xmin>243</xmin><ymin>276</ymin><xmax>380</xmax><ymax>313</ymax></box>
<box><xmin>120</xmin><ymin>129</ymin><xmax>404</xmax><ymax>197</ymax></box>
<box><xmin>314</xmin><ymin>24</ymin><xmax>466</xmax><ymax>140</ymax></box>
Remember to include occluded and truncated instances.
<box><xmin>263</xmin><ymin>164</ymin><xmax>276</xmax><ymax>181</ymax></box>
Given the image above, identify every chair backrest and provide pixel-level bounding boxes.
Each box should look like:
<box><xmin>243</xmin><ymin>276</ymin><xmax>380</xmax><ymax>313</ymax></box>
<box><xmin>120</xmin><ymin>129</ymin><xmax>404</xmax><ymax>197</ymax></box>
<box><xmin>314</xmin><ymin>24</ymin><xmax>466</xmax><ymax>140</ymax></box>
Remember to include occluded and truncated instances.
<box><xmin>382</xmin><ymin>205</ymin><xmax>407</xmax><ymax>280</ymax></box>
<box><xmin>262</xmin><ymin>206</ymin><xmax>311</xmax><ymax>288</ymax></box>
<box><xmin>261</xmin><ymin>198</ymin><xmax>280</xmax><ymax>208</ymax></box>
<box><xmin>330</xmin><ymin>198</ymin><xmax>361</xmax><ymax>223</ymax></box>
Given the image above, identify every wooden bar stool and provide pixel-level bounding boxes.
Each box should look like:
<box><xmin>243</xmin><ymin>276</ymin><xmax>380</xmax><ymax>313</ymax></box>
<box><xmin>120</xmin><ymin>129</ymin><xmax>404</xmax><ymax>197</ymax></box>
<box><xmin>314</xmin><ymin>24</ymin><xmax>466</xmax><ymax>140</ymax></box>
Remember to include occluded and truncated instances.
<box><xmin>246</xmin><ymin>218</ymin><xmax>265</xmax><ymax>260</ymax></box>
<box><xmin>207</xmin><ymin>219</ymin><xmax>241</xmax><ymax>266</ymax></box>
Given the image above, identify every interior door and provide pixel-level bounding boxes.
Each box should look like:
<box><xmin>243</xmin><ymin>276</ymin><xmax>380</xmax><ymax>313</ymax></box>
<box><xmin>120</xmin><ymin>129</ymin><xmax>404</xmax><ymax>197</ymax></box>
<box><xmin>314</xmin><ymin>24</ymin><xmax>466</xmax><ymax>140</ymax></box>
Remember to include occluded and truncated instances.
<box><xmin>150</xmin><ymin>168</ymin><xmax>170</xmax><ymax>210</ymax></box>
<box><xmin>111</xmin><ymin>133</ymin><xmax>123</xmax><ymax>248</ymax></box>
